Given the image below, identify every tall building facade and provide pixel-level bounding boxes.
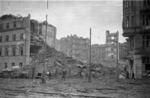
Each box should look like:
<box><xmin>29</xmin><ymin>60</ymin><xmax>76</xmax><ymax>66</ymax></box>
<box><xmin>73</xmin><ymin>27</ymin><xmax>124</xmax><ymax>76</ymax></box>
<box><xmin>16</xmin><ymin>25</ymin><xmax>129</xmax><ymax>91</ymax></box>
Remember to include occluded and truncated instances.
<box><xmin>123</xmin><ymin>0</ymin><xmax>150</xmax><ymax>78</ymax></box>
<box><xmin>0</xmin><ymin>14</ymin><xmax>31</xmax><ymax>71</ymax></box>
<box><xmin>56</xmin><ymin>35</ymin><xmax>90</xmax><ymax>63</ymax></box>
<box><xmin>0</xmin><ymin>14</ymin><xmax>56</xmax><ymax>72</ymax></box>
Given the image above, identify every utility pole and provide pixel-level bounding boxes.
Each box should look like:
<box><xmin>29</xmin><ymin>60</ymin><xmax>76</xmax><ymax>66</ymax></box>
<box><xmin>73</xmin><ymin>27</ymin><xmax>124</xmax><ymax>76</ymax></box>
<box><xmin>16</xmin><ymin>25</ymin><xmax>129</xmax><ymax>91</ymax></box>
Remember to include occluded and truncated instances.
<box><xmin>88</xmin><ymin>28</ymin><xmax>92</xmax><ymax>82</ymax></box>
<box><xmin>41</xmin><ymin>0</ymin><xmax>48</xmax><ymax>84</ymax></box>
<box><xmin>116</xmin><ymin>31</ymin><xmax>119</xmax><ymax>80</ymax></box>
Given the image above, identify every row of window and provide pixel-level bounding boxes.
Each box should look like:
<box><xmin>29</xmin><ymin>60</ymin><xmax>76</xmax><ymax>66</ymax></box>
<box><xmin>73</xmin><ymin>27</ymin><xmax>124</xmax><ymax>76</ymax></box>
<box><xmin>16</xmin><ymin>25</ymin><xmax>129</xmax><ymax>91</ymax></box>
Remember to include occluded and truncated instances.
<box><xmin>143</xmin><ymin>0</ymin><xmax>150</xmax><ymax>6</ymax></box>
<box><xmin>124</xmin><ymin>1</ymin><xmax>134</xmax><ymax>8</ymax></box>
<box><xmin>124</xmin><ymin>15</ymin><xmax>150</xmax><ymax>28</ymax></box>
<box><xmin>0</xmin><ymin>33</ymin><xmax>24</xmax><ymax>42</ymax></box>
<box><xmin>0</xmin><ymin>45</ymin><xmax>24</xmax><ymax>56</ymax></box>
<box><xmin>0</xmin><ymin>21</ymin><xmax>17</xmax><ymax>30</ymax></box>
<box><xmin>124</xmin><ymin>0</ymin><xmax>150</xmax><ymax>9</ymax></box>
<box><xmin>123</xmin><ymin>16</ymin><xmax>134</xmax><ymax>28</ymax></box>
<box><xmin>0</xmin><ymin>62</ymin><xmax>23</xmax><ymax>69</ymax></box>
<box><xmin>130</xmin><ymin>36</ymin><xmax>150</xmax><ymax>49</ymax></box>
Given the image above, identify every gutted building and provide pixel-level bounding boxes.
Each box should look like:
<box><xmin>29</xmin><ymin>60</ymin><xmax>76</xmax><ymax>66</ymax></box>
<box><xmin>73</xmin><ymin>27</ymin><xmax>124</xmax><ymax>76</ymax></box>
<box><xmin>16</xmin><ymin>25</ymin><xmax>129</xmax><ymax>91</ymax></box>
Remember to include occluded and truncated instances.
<box><xmin>105</xmin><ymin>30</ymin><xmax>119</xmax><ymax>61</ymax></box>
<box><xmin>123</xmin><ymin>0</ymin><xmax>150</xmax><ymax>78</ymax></box>
<box><xmin>0</xmin><ymin>14</ymin><xmax>56</xmax><ymax>75</ymax></box>
<box><xmin>56</xmin><ymin>35</ymin><xmax>90</xmax><ymax>63</ymax></box>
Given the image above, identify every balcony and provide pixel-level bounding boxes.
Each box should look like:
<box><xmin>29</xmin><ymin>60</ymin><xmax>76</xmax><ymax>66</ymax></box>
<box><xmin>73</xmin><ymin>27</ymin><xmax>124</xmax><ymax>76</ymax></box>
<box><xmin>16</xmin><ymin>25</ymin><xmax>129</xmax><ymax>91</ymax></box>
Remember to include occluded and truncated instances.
<box><xmin>122</xmin><ymin>27</ymin><xmax>136</xmax><ymax>37</ymax></box>
<box><xmin>123</xmin><ymin>7</ymin><xmax>135</xmax><ymax>15</ymax></box>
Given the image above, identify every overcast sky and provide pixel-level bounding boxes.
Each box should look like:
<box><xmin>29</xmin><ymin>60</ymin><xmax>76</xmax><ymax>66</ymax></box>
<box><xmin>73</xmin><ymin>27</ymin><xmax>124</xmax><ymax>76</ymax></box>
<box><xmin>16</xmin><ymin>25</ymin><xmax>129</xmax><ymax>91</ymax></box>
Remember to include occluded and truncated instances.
<box><xmin>0</xmin><ymin>0</ymin><xmax>124</xmax><ymax>44</ymax></box>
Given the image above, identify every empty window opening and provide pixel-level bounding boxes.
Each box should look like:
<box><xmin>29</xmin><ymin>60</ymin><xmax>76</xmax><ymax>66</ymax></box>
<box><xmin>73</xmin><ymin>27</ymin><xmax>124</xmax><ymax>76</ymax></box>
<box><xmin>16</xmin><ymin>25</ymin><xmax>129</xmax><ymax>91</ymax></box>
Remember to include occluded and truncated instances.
<box><xmin>12</xmin><ymin>46</ymin><xmax>16</xmax><ymax>56</ymax></box>
<box><xmin>0</xmin><ymin>36</ymin><xmax>2</xmax><ymax>42</ymax></box>
<box><xmin>20</xmin><ymin>45</ymin><xmax>23</xmax><ymax>55</ymax></box>
<box><xmin>6</xmin><ymin>23</ymin><xmax>9</xmax><ymax>29</ymax></box>
<box><xmin>19</xmin><ymin>62</ymin><xmax>23</xmax><ymax>68</ymax></box>
<box><xmin>0</xmin><ymin>47</ymin><xmax>2</xmax><ymax>56</ymax></box>
<box><xmin>5</xmin><ymin>47</ymin><xmax>9</xmax><ymax>56</ymax></box>
<box><xmin>12</xmin><ymin>35</ymin><xmax>16</xmax><ymax>41</ymax></box>
<box><xmin>143</xmin><ymin>36</ymin><xmax>150</xmax><ymax>47</ymax></box>
<box><xmin>5</xmin><ymin>63</ymin><xmax>7</xmax><ymax>69</ymax></box>
<box><xmin>13</xmin><ymin>22</ymin><xmax>16</xmax><ymax>28</ymax></box>
<box><xmin>5</xmin><ymin>35</ymin><xmax>9</xmax><ymax>42</ymax></box>
<box><xmin>12</xmin><ymin>62</ymin><xmax>15</xmax><ymax>67</ymax></box>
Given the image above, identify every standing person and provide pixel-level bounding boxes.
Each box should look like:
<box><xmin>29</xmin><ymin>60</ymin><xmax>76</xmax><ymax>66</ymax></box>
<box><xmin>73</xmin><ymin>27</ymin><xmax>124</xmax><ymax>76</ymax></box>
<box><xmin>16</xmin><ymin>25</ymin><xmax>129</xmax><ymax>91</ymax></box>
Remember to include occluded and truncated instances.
<box><xmin>124</xmin><ymin>65</ymin><xmax>129</xmax><ymax>79</ymax></box>
<box><xmin>62</xmin><ymin>70</ymin><xmax>67</xmax><ymax>80</ymax></box>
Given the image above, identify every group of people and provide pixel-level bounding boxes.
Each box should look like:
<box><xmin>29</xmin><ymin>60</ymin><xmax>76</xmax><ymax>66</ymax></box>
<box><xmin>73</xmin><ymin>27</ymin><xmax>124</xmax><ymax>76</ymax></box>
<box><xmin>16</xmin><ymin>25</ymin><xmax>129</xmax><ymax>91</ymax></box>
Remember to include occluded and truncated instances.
<box><xmin>46</xmin><ymin>70</ymin><xmax>67</xmax><ymax>80</ymax></box>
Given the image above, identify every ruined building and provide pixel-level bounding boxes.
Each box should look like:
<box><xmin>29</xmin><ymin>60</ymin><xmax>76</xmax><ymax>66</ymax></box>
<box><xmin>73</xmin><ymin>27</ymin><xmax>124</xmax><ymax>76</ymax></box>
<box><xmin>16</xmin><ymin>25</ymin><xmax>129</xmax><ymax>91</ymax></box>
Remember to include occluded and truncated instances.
<box><xmin>123</xmin><ymin>0</ymin><xmax>150</xmax><ymax>78</ymax></box>
<box><xmin>56</xmin><ymin>35</ymin><xmax>90</xmax><ymax>63</ymax></box>
<box><xmin>105</xmin><ymin>30</ymin><xmax>119</xmax><ymax>61</ymax></box>
<box><xmin>0</xmin><ymin>14</ymin><xmax>56</xmax><ymax>72</ymax></box>
<box><xmin>91</xmin><ymin>44</ymin><xmax>106</xmax><ymax>64</ymax></box>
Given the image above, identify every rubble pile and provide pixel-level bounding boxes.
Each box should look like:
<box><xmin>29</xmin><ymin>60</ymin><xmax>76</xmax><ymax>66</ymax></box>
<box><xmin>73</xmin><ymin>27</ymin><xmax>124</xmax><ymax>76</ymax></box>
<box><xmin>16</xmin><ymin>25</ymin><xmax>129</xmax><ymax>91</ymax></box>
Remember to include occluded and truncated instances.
<box><xmin>30</xmin><ymin>43</ymin><xmax>122</xmax><ymax>78</ymax></box>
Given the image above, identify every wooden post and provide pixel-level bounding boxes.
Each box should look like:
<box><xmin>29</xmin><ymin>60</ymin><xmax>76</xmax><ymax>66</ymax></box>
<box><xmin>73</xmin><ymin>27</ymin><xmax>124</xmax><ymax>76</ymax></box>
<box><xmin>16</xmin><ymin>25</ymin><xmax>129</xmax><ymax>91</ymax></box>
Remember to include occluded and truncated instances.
<box><xmin>41</xmin><ymin>0</ymin><xmax>48</xmax><ymax>84</ymax></box>
<box><xmin>88</xmin><ymin>28</ymin><xmax>92</xmax><ymax>82</ymax></box>
<box><xmin>116</xmin><ymin>31</ymin><xmax>119</xmax><ymax>80</ymax></box>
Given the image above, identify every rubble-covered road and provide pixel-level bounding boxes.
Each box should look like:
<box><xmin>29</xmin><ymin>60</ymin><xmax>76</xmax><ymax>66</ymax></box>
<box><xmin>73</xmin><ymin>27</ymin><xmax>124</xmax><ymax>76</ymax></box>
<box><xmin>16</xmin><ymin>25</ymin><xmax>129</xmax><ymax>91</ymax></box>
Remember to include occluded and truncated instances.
<box><xmin>0</xmin><ymin>77</ymin><xmax>150</xmax><ymax>98</ymax></box>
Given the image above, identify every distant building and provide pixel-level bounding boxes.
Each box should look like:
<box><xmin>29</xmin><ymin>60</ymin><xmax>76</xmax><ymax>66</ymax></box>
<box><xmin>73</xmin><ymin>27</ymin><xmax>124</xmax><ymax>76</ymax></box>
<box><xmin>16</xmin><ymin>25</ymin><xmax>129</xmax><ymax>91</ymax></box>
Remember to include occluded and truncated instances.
<box><xmin>122</xmin><ymin>0</ymin><xmax>150</xmax><ymax>78</ymax></box>
<box><xmin>91</xmin><ymin>44</ymin><xmax>106</xmax><ymax>64</ymax></box>
<box><xmin>0</xmin><ymin>14</ymin><xmax>56</xmax><ymax>77</ymax></box>
<box><xmin>56</xmin><ymin>35</ymin><xmax>90</xmax><ymax>63</ymax></box>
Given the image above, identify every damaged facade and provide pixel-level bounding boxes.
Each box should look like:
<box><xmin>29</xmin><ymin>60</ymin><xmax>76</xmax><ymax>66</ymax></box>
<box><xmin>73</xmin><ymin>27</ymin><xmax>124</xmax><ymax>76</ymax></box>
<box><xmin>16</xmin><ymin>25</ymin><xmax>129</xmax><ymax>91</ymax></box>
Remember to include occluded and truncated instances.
<box><xmin>0</xmin><ymin>14</ymin><xmax>56</xmax><ymax>75</ymax></box>
<box><xmin>91</xmin><ymin>44</ymin><xmax>106</xmax><ymax>64</ymax></box>
<box><xmin>105</xmin><ymin>30</ymin><xmax>119</xmax><ymax>61</ymax></box>
<box><xmin>56</xmin><ymin>35</ymin><xmax>90</xmax><ymax>63</ymax></box>
<box><xmin>123</xmin><ymin>0</ymin><xmax>150</xmax><ymax>78</ymax></box>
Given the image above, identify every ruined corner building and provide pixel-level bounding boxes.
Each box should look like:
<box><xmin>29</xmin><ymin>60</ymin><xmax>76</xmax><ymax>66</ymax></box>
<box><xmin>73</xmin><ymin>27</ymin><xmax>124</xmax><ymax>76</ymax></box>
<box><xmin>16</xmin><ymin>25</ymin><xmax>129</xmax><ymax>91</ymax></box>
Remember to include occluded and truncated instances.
<box><xmin>0</xmin><ymin>14</ymin><xmax>57</xmax><ymax>78</ymax></box>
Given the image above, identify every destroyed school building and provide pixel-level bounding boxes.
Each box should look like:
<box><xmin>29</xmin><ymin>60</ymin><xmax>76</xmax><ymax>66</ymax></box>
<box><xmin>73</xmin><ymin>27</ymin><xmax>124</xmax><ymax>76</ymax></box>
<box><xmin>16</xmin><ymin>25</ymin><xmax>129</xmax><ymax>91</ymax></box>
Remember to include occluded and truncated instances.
<box><xmin>0</xmin><ymin>14</ymin><xmax>56</xmax><ymax>72</ymax></box>
<box><xmin>123</xmin><ymin>0</ymin><xmax>150</xmax><ymax>79</ymax></box>
<box><xmin>56</xmin><ymin>34</ymin><xmax>128</xmax><ymax>65</ymax></box>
